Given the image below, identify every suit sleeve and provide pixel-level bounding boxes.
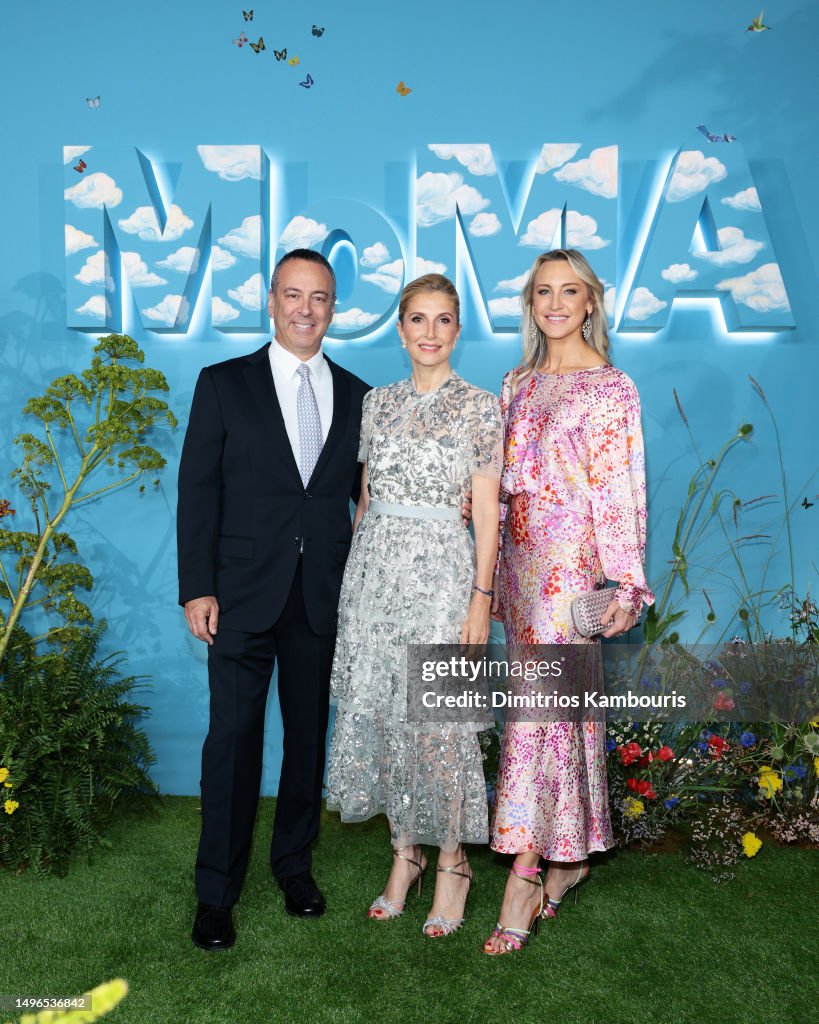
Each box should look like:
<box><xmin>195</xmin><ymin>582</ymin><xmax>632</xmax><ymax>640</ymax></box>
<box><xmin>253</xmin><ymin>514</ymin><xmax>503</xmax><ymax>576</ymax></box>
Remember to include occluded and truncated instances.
<box><xmin>177</xmin><ymin>367</ymin><xmax>226</xmax><ymax>605</ymax></box>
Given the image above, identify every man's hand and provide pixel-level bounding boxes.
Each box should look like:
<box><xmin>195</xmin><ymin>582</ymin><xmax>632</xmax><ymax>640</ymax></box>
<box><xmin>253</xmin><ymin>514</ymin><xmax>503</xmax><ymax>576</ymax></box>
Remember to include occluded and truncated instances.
<box><xmin>599</xmin><ymin>598</ymin><xmax>638</xmax><ymax>639</ymax></box>
<box><xmin>185</xmin><ymin>596</ymin><xmax>220</xmax><ymax>645</ymax></box>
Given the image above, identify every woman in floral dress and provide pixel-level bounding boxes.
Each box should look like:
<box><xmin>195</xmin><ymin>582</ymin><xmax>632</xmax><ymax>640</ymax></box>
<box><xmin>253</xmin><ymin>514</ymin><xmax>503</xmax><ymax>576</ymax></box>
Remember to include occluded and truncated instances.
<box><xmin>326</xmin><ymin>274</ymin><xmax>502</xmax><ymax>937</ymax></box>
<box><xmin>483</xmin><ymin>249</ymin><xmax>655</xmax><ymax>954</ymax></box>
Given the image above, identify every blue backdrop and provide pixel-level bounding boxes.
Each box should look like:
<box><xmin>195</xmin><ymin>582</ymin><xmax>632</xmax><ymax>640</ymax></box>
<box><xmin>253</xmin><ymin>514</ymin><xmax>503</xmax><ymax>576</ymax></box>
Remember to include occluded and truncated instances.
<box><xmin>1</xmin><ymin>0</ymin><xmax>816</xmax><ymax>795</ymax></box>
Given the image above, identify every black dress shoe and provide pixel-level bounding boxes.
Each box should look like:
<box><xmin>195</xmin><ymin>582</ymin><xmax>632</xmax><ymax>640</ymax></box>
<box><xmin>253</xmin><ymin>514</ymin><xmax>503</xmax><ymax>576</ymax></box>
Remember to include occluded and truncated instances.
<box><xmin>191</xmin><ymin>902</ymin><xmax>236</xmax><ymax>950</ymax></box>
<box><xmin>279</xmin><ymin>872</ymin><xmax>326</xmax><ymax>917</ymax></box>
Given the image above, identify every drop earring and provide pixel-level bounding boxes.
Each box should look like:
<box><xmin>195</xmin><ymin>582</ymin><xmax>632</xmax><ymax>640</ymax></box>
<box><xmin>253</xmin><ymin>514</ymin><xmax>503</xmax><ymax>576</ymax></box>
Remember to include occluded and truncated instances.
<box><xmin>582</xmin><ymin>313</ymin><xmax>593</xmax><ymax>342</ymax></box>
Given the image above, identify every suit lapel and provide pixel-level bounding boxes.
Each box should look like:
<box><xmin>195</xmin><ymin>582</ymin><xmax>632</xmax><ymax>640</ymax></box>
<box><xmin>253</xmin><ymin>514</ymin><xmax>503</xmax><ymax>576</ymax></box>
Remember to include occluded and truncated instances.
<box><xmin>242</xmin><ymin>343</ymin><xmax>302</xmax><ymax>485</ymax></box>
<box><xmin>309</xmin><ymin>354</ymin><xmax>350</xmax><ymax>486</ymax></box>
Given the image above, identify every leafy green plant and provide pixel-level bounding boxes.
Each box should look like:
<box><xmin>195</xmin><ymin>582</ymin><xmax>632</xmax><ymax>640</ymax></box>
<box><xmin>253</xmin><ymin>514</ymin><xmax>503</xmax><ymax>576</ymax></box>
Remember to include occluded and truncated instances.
<box><xmin>0</xmin><ymin>624</ymin><xmax>157</xmax><ymax>875</ymax></box>
<box><xmin>0</xmin><ymin>334</ymin><xmax>176</xmax><ymax>661</ymax></box>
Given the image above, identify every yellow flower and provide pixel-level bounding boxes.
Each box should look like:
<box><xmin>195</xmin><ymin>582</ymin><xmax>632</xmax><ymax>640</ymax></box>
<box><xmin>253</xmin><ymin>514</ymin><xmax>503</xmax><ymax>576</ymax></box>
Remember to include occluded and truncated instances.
<box><xmin>3</xmin><ymin>781</ymin><xmax>10</xmax><ymax>788</ymax></box>
<box><xmin>758</xmin><ymin>765</ymin><xmax>782</xmax><ymax>798</ymax></box>
<box><xmin>4</xmin><ymin>799</ymin><xmax>19</xmax><ymax>815</ymax></box>
<box><xmin>814</xmin><ymin>756</ymin><xmax>819</xmax><ymax>776</ymax></box>
<box><xmin>742</xmin><ymin>832</ymin><xmax>762</xmax><ymax>858</ymax></box>
<box><xmin>810</xmin><ymin>719</ymin><xmax>818</xmax><ymax>728</ymax></box>
<box><xmin>623</xmin><ymin>797</ymin><xmax>644</xmax><ymax>820</ymax></box>
<box><xmin>0</xmin><ymin>767</ymin><xmax>8</xmax><ymax>784</ymax></box>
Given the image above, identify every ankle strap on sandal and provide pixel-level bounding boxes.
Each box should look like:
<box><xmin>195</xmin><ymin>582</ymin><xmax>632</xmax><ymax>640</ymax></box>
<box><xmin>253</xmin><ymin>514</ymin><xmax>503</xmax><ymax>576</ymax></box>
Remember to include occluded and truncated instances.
<box><xmin>436</xmin><ymin>857</ymin><xmax>471</xmax><ymax>880</ymax></box>
<box><xmin>511</xmin><ymin>862</ymin><xmax>542</xmax><ymax>879</ymax></box>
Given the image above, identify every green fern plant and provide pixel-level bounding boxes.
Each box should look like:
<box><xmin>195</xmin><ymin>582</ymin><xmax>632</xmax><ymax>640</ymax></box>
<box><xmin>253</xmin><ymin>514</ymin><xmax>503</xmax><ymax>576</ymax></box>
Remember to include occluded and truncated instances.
<box><xmin>0</xmin><ymin>624</ymin><xmax>157</xmax><ymax>875</ymax></box>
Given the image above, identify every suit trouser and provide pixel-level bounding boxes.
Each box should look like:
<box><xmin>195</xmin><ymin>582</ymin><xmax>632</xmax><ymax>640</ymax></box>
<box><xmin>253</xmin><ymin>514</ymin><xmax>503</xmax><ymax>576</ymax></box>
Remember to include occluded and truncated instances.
<box><xmin>195</xmin><ymin>564</ymin><xmax>336</xmax><ymax>908</ymax></box>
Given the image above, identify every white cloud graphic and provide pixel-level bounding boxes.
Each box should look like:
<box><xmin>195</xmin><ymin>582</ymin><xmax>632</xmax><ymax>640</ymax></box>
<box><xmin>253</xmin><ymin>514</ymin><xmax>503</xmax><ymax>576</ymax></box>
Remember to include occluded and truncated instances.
<box><xmin>157</xmin><ymin>247</ymin><xmax>200</xmax><ymax>273</ymax></box>
<box><xmin>211</xmin><ymin>245</ymin><xmax>237</xmax><ymax>271</ymax></box>
<box><xmin>468</xmin><ymin>212</ymin><xmax>502</xmax><ymax>237</ymax></box>
<box><xmin>75</xmin><ymin>295</ymin><xmax>110</xmax><ymax>320</ymax></box>
<box><xmin>428</xmin><ymin>144</ymin><xmax>496</xmax><ymax>176</ymax></box>
<box><xmin>212</xmin><ymin>297</ymin><xmax>240</xmax><ymax>325</ymax></box>
<box><xmin>416</xmin><ymin>257</ymin><xmax>447</xmax><ymax>276</ymax></box>
<box><xmin>64</xmin><ymin>172</ymin><xmax>122</xmax><ymax>209</ymax></box>
<box><xmin>535</xmin><ymin>144</ymin><xmax>581</xmax><ymax>174</ymax></box>
<box><xmin>604</xmin><ymin>287</ymin><xmax>616</xmax><ymax>319</ymax></box>
<box><xmin>74</xmin><ymin>251</ymin><xmax>114</xmax><ymax>291</ymax></box>
<box><xmin>65</xmin><ymin>224</ymin><xmax>98</xmax><ymax>256</ymax></box>
<box><xmin>716</xmin><ymin>263</ymin><xmax>790</xmax><ymax>312</ymax></box>
<box><xmin>361</xmin><ymin>258</ymin><xmax>404</xmax><ymax>294</ymax></box>
<box><xmin>495</xmin><ymin>270</ymin><xmax>529</xmax><ymax>293</ymax></box>
<box><xmin>141</xmin><ymin>294</ymin><xmax>190</xmax><ymax>326</ymax></box>
<box><xmin>63</xmin><ymin>146</ymin><xmax>91</xmax><ymax>165</ymax></box>
<box><xmin>360</xmin><ymin>241</ymin><xmax>390</xmax><ymax>268</ymax></box>
<box><xmin>626</xmin><ymin>287</ymin><xmax>667</xmax><ymax>321</ymax></box>
<box><xmin>278</xmin><ymin>216</ymin><xmax>328</xmax><ymax>253</ymax></box>
<box><xmin>218</xmin><ymin>215</ymin><xmax>262</xmax><ymax>258</ymax></box>
<box><xmin>554</xmin><ymin>146</ymin><xmax>617</xmax><ymax>199</ymax></box>
<box><xmin>520</xmin><ymin>209</ymin><xmax>609</xmax><ymax>249</ymax></box>
<box><xmin>332</xmin><ymin>307</ymin><xmax>380</xmax><ymax>329</ymax></box>
<box><xmin>661</xmin><ymin>262</ymin><xmax>698</xmax><ymax>283</ymax></box>
<box><xmin>721</xmin><ymin>187</ymin><xmax>761</xmax><ymax>212</ymax></box>
<box><xmin>667</xmin><ymin>150</ymin><xmax>727</xmax><ymax>202</ymax></box>
<box><xmin>488</xmin><ymin>296</ymin><xmax>522</xmax><ymax>318</ymax></box>
<box><xmin>197</xmin><ymin>145</ymin><xmax>262</xmax><ymax>181</ymax></box>
<box><xmin>227</xmin><ymin>272</ymin><xmax>265</xmax><ymax>311</ymax></box>
<box><xmin>118</xmin><ymin>204</ymin><xmax>193</xmax><ymax>242</ymax></box>
<box><xmin>122</xmin><ymin>252</ymin><xmax>166</xmax><ymax>287</ymax></box>
<box><xmin>415</xmin><ymin>172</ymin><xmax>489</xmax><ymax>228</ymax></box>
<box><xmin>693</xmin><ymin>226</ymin><xmax>764</xmax><ymax>266</ymax></box>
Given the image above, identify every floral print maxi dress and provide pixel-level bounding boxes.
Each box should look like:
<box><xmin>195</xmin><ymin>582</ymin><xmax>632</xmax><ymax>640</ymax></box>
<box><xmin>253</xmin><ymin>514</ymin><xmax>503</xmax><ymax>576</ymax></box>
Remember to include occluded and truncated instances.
<box><xmin>491</xmin><ymin>366</ymin><xmax>655</xmax><ymax>860</ymax></box>
<box><xmin>326</xmin><ymin>373</ymin><xmax>503</xmax><ymax>852</ymax></box>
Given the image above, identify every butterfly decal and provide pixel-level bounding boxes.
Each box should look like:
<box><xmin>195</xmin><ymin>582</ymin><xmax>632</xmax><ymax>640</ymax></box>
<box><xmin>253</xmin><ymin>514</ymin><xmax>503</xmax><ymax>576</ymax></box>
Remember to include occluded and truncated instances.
<box><xmin>86</xmin><ymin>96</ymin><xmax>101</xmax><ymax>108</ymax></box>
<box><xmin>288</xmin><ymin>56</ymin><xmax>300</xmax><ymax>66</ymax></box>
<box><xmin>73</xmin><ymin>159</ymin><xmax>87</xmax><ymax>173</ymax></box>
<box><xmin>299</xmin><ymin>73</ymin><xmax>314</xmax><ymax>89</ymax></box>
<box><xmin>312</xmin><ymin>25</ymin><xmax>325</xmax><ymax>36</ymax></box>
<box><xmin>250</xmin><ymin>36</ymin><xmax>265</xmax><ymax>53</ymax></box>
<box><xmin>274</xmin><ymin>48</ymin><xmax>287</xmax><ymax>60</ymax></box>
<box><xmin>243</xmin><ymin>9</ymin><xmax>253</xmax><ymax>20</ymax></box>
<box><xmin>396</xmin><ymin>81</ymin><xmax>411</xmax><ymax>96</ymax></box>
<box><xmin>233</xmin><ymin>31</ymin><xmax>248</xmax><ymax>47</ymax></box>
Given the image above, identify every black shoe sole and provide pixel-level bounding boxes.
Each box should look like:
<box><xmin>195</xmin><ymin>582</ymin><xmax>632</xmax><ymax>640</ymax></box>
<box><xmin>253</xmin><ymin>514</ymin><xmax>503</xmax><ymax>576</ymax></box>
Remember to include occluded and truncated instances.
<box><xmin>191</xmin><ymin>928</ymin><xmax>236</xmax><ymax>951</ymax></box>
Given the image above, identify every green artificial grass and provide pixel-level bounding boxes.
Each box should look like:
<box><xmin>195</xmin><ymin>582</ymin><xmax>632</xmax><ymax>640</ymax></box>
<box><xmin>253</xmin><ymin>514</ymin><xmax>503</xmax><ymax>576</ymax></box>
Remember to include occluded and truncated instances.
<box><xmin>0</xmin><ymin>797</ymin><xmax>816</xmax><ymax>1024</ymax></box>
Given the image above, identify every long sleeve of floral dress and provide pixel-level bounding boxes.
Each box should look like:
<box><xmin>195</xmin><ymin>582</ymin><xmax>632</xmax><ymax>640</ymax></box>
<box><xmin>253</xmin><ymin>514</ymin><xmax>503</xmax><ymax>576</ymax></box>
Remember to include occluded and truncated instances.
<box><xmin>584</xmin><ymin>372</ymin><xmax>655</xmax><ymax>615</ymax></box>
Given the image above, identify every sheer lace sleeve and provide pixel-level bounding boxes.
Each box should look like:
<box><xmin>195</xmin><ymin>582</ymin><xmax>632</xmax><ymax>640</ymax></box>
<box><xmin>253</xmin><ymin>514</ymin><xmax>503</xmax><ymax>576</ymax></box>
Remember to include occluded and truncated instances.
<box><xmin>470</xmin><ymin>389</ymin><xmax>503</xmax><ymax>479</ymax></box>
<box><xmin>357</xmin><ymin>387</ymin><xmax>378</xmax><ymax>463</ymax></box>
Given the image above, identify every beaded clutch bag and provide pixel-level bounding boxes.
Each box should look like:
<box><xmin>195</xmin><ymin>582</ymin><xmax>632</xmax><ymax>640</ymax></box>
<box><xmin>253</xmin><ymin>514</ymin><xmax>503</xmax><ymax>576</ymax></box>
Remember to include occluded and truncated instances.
<box><xmin>570</xmin><ymin>587</ymin><xmax>614</xmax><ymax>638</ymax></box>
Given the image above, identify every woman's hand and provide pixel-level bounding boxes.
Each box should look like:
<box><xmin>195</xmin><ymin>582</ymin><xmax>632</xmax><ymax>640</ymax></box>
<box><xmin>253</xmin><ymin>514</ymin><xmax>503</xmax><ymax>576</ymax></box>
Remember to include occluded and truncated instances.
<box><xmin>599</xmin><ymin>598</ymin><xmax>638</xmax><ymax>638</ymax></box>
<box><xmin>461</xmin><ymin>592</ymin><xmax>491</xmax><ymax>646</ymax></box>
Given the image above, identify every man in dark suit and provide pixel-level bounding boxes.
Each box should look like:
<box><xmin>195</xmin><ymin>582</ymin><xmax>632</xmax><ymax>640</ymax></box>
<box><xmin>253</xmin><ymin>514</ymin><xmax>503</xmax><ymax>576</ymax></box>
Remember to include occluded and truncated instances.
<box><xmin>177</xmin><ymin>248</ymin><xmax>370</xmax><ymax>950</ymax></box>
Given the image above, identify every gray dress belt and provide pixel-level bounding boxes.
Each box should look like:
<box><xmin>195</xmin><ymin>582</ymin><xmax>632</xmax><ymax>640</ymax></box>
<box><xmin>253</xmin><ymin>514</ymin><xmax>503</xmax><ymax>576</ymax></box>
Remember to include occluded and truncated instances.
<box><xmin>367</xmin><ymin>499</ymin><xmax>460</xmax><ymax>522</ymax></box>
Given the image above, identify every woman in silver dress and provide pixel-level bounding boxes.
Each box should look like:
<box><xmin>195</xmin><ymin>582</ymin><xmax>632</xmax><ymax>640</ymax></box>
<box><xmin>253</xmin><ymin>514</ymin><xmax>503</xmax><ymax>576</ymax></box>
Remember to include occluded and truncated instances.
<box><xmin>326</xmin><ymin>273</ymin><xmax>502</xmax><ymax>937</ymax></box>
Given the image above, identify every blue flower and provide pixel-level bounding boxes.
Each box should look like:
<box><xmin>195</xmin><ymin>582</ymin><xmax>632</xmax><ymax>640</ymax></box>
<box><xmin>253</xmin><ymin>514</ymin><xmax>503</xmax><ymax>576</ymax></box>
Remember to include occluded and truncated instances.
<box><xmin>711</xmin><ymin>677</ymin><xmax>728</xmax><ymax>690</ymax></box>
<box><xmin>784</xmin><ymin>763</ymin><xmax>806</xmax><ymax>780</ymax></box>
<box><xmin>606</xmin><ymin>738</ymin><xmax>617</xmax><ymax>752</ymax></box>
<box><xmin>740</xmin><ymin>731</ymin><xmax>756</xmax><ymax>747</ymax></box>
<box><xmin>739</xmin><ymin>681</ymin><xmax>752</xmax><ymax>694</ymax></box>
<box><xmin>794</xmin><ymin>674</ymin><xmax>806</xmax><ymax>688</ymax></box>
<box><xmin>664</xmin><ymin>798</ymin><xmax>680</xmax><ymax>810</ymax></box>
<box><xmin>698</xmin><ymin>741</ymin><xmax>709</xmax><ymax>753</ymax></box>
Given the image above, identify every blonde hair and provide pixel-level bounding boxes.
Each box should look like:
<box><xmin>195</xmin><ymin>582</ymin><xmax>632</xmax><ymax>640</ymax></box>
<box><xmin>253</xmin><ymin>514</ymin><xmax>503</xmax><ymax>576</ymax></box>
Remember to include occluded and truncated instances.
<box><xmin>512</xmin><ymin>249</ymin><xmax>609</xmax><ymax>393</ymax></box>
<box><xmin>398</xmin><ymin>273</ymin><xmax>460</xmax><ymax>323</ymax></box>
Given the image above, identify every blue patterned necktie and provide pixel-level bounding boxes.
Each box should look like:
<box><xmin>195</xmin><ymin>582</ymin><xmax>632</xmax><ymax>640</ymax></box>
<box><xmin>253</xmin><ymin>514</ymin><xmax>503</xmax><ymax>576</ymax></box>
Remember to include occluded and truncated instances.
<box><xmin>296</xmin><ymin>362</ymin><xmax>323</xmax><ymax>485</ymax></box>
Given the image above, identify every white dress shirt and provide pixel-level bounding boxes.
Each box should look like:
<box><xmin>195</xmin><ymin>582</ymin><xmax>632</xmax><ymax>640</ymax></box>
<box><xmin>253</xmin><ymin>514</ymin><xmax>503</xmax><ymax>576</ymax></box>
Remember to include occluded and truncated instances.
<box><xmin>268</xmin><ymin>340</ymin><xmax>334</xmax><ymax>467</ymax></box>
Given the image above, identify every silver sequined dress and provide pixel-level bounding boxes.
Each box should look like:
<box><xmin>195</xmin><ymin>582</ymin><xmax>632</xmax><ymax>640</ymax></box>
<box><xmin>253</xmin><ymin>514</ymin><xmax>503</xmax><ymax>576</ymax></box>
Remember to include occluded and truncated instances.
<box><xmin>326</xmin><ymin>373</ymin><xmax>503</xmax><ymax>851</ymax></box>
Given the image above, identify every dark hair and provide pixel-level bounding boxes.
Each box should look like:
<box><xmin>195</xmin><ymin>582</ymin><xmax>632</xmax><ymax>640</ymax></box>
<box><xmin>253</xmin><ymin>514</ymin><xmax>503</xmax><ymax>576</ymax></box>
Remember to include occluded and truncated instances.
<box><xmin>270</xmin><ymin>248</ymin><xmax>336</xmax><ymax>298</ymax></box>
<box><xmin>398</xmin><ymin>273</ymin><xmax>460</xmax><ymax>323</ymax></box>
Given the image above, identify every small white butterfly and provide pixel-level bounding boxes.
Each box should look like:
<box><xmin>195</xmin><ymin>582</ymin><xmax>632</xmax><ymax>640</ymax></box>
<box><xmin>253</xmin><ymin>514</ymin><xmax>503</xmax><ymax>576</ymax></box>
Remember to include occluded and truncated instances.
<box><xmin>86</xmin><ymin>96</ymin><xmax>101</xmax><ymax>108</ymax></box>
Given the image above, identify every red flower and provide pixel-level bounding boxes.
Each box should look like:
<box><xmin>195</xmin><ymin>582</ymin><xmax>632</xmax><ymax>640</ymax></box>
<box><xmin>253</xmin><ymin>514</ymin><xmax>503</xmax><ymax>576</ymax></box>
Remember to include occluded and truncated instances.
<box><xmin>626</xmin><ymin>778</ymin><xmax>658</xmax><ymax>800</ymax></box>
<box><xmin>708</xmin><ymin>735</ymin><xmax>730</xmax><ymax>758</ymax></box>
<box><xmin>619</xmin><ymin>742</ymin><xmax>642</xmax><ymax>766</ymax></box>
<box><xmin>713</xmin><ymin>693</ymin><xmax>735</xmax><ymax>712</ymax></box>
<box><xmin>637</xmin><ymin>752</ymin><xmax>654</xmax><ymax>767</ymax></box>
<box><xmin>656</xmin><ymin>745</ymin><xmax>674</xmax><ymax>762</ymax></box>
